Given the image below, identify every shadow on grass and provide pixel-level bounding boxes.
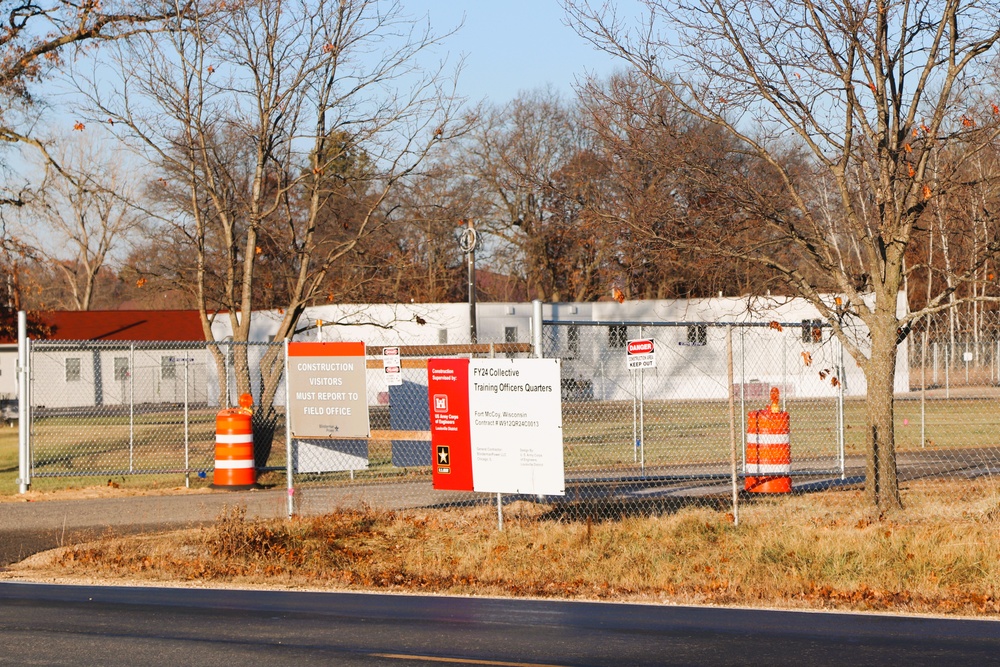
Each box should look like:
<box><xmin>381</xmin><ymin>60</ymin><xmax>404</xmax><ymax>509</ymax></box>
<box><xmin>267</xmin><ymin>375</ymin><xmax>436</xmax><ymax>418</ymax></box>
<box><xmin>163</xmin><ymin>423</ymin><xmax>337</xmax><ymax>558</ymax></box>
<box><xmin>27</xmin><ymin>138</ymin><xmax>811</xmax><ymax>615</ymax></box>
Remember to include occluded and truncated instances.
<box><xmin>539</xmin><ymin>496</ymin><xmax>735</xmax><ymax>522</ymax></box>
<box><xmin>418</xmin><ymin>475</ymin><xmax>874</xmax><ymax>523</ymax></box>
<box><xmin>420</xmin><ymin>487</ymin><xmax>765</xmax><ymax>521</ymax></box>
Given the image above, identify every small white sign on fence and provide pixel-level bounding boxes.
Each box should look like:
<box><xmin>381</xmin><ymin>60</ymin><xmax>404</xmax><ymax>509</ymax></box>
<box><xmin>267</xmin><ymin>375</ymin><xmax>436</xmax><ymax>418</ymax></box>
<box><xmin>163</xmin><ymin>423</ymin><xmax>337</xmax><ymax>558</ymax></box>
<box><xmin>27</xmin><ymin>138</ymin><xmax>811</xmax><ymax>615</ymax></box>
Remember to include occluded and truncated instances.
<box><xmin>383</xmin><ymin>346</ymin><xmax>403</xmax><ymax>386</ymax></box>
<box><xmin>626</xmin><ymin>338</ymin><xmax>656</xmax><ymax>370</ymax></box>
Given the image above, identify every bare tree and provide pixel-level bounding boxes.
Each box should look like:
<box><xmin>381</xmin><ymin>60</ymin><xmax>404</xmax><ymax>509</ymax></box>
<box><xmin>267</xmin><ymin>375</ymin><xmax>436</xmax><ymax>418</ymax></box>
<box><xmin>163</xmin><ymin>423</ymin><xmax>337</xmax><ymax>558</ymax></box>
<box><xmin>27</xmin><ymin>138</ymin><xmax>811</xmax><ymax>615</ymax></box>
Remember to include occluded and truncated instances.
<box><xmin>567</xmin><ymin>0</ymin><xmax>1000</xmax><ymax>511</ymax></box>
<box><xmin>0</xmin><ymin>0</ymin><xmax>200</xmax><ymax>202</ymax></box>
<box><xmin>15</xmin><ymin>136</ymin><xmax>141</xmax><ymax>310</ymax></box>
<box><xmin>460</xmin><ymin>88</ymin><xmax>598</xmax><ymax>301</ymax></box>
<box><xmin>579</xmin><ymin>73</ymin><xmax>787</xmax><ymax>299</ymax></box>
<box><xmin>0</xmin><ymin>0</ymin><xmax>199</xmax><ymax>320</ymax></box>
<box><xmin>75</xmin><ymin>0</ymin><xmax>461</xmax><ymax>461</ymax></box>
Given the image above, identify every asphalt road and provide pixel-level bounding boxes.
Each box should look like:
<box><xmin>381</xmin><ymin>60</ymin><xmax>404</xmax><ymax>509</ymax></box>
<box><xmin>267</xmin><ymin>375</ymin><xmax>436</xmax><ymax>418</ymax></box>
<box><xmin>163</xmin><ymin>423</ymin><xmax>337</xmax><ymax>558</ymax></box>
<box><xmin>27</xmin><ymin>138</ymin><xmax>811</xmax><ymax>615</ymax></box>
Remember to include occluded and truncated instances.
<box><xmin>1</xmin><ymin>582</ymin><xmax>998</xmax><ymax>666</ymax></box>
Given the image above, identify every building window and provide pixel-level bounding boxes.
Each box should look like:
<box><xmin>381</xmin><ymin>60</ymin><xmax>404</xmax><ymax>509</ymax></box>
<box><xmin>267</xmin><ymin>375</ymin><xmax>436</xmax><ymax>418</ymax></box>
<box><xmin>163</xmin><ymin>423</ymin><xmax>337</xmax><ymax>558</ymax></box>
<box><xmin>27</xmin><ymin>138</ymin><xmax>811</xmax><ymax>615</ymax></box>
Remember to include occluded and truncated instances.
<box><xmin>66</xmin><ymin>358</ymin><xmax>81</xmax><ymax>383</ymax></box>
<box><xmin>161</xmin><ymin>356</ymin><xmax>177</xmax><ymax>380</ymax></box>
<box><xmin>686</xmin><ymin>324</ymin><xmax>707</xmax><ymax>346</ymax></box>
<box><xmin>802</xmin><ymin>319</ymin><xmax>823</xmax><ymax>343</ymax></box>
<box><xmin>608</xmin><ymin>325</ymin><xmax>627</xmax><ymax>348</ymax></box>
<box><xmin>438</xmin><ymin>329</ymin><xmax>448</xmax><ymax>344</ymax></box>
<box><xmin>567</xmin><ymin>326</ymin><xmax>580</xmax><ymax>356</ymax></box>
<box><xmin>504</xmin><ymin>326</ymin><xmax>518</xmax><ymax>358</ymax></box>
<box><xmin>114</xmin><ymin>357</ymin><xmax>129</xmax><ymax>382</ymax></box>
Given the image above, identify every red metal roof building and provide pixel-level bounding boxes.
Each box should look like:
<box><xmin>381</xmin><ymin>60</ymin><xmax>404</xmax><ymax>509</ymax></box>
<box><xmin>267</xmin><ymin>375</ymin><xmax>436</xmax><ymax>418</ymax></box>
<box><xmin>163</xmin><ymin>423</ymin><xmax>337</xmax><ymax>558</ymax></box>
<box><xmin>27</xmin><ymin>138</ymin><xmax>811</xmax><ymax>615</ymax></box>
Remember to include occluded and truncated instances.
<box><xmin>30</xmin><ymin>310</ymin><xmax>206</xmax><ymax>342</ymax></box>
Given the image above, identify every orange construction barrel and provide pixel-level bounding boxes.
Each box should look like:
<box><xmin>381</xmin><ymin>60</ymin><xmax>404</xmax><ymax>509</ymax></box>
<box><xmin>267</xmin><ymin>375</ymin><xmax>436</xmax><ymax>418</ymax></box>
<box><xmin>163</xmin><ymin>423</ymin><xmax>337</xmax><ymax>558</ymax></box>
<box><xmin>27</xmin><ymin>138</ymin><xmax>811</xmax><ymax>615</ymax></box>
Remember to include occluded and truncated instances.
<box><xmin>212</xmin><ymin>393</ymin><xmax>257</xmax><ymax>489</ymax></box>
<box><xmin>745</xmin><ymin>388</ymin><xmax>791</xmax><ymax>493</ymax></box>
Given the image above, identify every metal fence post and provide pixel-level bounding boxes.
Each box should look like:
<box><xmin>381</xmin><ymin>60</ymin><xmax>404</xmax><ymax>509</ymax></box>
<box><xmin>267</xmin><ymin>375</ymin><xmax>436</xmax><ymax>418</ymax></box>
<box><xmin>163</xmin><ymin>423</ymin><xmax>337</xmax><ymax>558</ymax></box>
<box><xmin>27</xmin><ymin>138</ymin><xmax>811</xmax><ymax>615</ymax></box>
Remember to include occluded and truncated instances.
<box><xmin>17</xmin><ymin>311</ymin><xmax>29</xmax><ymax>494</ymax></box>
<box><xmin>632</xmin><ymin>367</ymin><xmax>638</xmax><ymax>464</ymax></box>
<box><xmin>531</xmin><ymin>300</ymin><xmax>543</xmax><ymax>359</ymax></box>
<box><xmin>838</xmin><ymin>337</ymin><xmax>846</xmax><ymax>478</ymax></box>
<box><xmin>184</xmin><ymin>356</ymin><xmax>190</xmax><ymax>488</ymax></box>
<box><xmin>727</xmin><ymin>325</ymin><xmax>738</xmax><ymax>526</ymax></box>
<box><xmin>639</xmin><ymin>325</ymin><xmax>645</xmax><ymax>476</ymax></box>
<box><xmin>284</xmin><ymin>339</ymin><xmax>294</xmax><ymax>518</ymax></box>
<box><xmin>739</xmin><ymin>326</ymin><xmax>746</xmax><ymax>470</ymax></box>
<box><xmin>129</xmin><ymin>344</ymin><xmax>135</xmax><ymax>472</ymax></box>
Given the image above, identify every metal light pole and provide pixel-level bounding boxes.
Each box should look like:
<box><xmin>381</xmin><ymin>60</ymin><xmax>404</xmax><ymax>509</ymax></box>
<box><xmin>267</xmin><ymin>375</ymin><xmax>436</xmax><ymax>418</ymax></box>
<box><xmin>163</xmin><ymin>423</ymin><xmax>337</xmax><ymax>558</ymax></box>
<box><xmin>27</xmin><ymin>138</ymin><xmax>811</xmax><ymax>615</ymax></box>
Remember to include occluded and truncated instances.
<box><xmin>460</xmin><ymin>219</ymin><xmax>478</xmax><ymax>343</ymax></box>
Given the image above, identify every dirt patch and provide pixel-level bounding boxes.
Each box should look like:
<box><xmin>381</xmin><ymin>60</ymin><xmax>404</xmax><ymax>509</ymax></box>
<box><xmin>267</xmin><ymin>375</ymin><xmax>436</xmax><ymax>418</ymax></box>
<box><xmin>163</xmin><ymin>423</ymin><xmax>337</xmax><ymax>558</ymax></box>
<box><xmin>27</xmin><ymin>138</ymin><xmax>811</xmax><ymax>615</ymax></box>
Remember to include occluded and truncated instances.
<box><xmin>0</xmin><ymin>484</ymin><xmax>216</xmax><ymax>503</ymax></box>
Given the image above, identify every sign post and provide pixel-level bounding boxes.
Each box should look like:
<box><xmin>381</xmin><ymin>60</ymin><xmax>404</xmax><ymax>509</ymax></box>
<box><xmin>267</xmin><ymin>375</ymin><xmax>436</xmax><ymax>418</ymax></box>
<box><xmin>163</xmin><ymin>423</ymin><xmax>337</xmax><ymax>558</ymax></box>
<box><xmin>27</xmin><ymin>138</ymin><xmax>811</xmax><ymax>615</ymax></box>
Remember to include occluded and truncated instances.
<box><xmin>627</xmin><ymin>338</ymin><xmax>654</xmax><ymax>473</ymax></box>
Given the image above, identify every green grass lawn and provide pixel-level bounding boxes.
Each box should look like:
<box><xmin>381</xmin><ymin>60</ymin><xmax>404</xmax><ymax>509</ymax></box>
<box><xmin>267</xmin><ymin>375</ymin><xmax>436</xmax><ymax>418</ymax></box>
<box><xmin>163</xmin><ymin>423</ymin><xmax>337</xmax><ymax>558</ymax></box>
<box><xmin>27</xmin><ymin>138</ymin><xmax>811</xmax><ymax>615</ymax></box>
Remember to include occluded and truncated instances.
<box><xmin>0</xmin><ymin>428</ymin><xmax>17</xmax><ymax>479</ymax></box>
<box><xmin>9</xmin><ymin>396</ymin><xmax>1000</xmax><ymax>495</ymax></box>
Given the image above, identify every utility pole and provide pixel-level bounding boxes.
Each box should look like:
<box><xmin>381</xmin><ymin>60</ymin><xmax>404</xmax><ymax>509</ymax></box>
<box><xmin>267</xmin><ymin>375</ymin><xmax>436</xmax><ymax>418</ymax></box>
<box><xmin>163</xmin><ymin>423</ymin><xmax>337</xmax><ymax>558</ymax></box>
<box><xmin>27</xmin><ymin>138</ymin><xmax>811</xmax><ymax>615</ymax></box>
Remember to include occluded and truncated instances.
<box><xmin>460</xmin><ymin>218</ymin><xmax>478</xmax><ymax>343</ymax></box>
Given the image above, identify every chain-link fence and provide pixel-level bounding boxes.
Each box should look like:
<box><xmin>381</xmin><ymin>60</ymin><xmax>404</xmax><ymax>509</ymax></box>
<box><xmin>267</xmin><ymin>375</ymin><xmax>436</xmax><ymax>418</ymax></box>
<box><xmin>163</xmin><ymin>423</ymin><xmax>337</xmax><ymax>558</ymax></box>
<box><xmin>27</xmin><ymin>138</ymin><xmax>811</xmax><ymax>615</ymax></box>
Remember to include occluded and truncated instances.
<box><xmin>908</xmin><ymin>311</ymin><xmax>1000</xmax><ymax>390</ymax></box>
<box><xmin>544</xmin><ymin>320</ymin><xmax>859</xmax><ymax>517</ymax></box>
<box><xmin>20</xmin><ymin>315</ymin><xmax>1000</xmax><ymax>519</ymax></box>
<box><xmin>24</xmin><ymin>339</ymin><xmax>527</xmax><ymax>511</ymax></box>
<box><xmin>28</xmin><ymin>341</ymin><xmax>218</xmax><ymax>484</ymax></box>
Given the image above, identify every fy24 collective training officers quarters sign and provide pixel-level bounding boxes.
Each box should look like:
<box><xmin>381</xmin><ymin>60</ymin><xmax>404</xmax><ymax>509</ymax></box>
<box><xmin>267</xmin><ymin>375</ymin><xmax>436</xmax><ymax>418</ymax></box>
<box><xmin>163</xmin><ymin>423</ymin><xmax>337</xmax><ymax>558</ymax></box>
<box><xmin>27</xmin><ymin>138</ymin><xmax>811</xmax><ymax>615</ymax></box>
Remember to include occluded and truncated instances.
<box><xmin>428</xmin><ymin>357</ymin><xmax>564</xmax><ymax>496</ymax></box>
<box><xmin>287</xmin><ymin>341</ymin><xmax>369</xmax><ymax>438</ymax></box>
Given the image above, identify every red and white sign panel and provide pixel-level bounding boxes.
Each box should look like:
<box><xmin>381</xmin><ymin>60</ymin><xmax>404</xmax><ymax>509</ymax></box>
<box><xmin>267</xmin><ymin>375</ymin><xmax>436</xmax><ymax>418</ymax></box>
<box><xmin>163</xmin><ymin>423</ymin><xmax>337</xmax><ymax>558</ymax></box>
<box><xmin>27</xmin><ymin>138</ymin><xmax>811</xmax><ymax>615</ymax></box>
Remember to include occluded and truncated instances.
<box><xmin>626</xmin><ymin>338</ymin><xmax>656</xmax><ymax>369</ymax></box>
<box><xmin>428</xmin><ymin>358</ymin><xmax>564</xmax><ymax>496</ymax></box>
<box><xmin>428</xmin><ymin>358</ymin><xmax>474</xmax><ymax>491</ymax></box>
<box><xmin>627</xmin><ymin>340</ymin><xmax>653</xmax><ymax>355</ymax></box>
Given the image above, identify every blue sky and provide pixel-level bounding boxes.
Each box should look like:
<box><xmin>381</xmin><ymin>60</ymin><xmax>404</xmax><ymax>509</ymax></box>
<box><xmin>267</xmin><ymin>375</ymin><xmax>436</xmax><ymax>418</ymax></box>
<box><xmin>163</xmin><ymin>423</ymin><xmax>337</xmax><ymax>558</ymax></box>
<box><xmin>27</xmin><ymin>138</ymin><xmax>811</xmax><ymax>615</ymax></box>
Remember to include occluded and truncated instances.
<box><xmin>408</xmin><ymin>1</ymin><xmax>624</xmax><ymax>104</ymax></box>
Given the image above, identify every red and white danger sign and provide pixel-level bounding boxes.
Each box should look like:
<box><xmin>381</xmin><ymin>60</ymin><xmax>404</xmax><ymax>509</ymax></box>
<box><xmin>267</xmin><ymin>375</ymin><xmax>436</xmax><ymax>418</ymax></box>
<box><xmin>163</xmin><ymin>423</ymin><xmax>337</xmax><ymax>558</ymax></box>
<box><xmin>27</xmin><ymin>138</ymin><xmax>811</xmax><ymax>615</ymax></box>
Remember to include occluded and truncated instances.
<box><xmin>383</xmin><ymin>346</ymin><xmax>402</xmax><ymax>386</ymax></box>
<box><xmin>626</xmin><ymin>338</ymin><xmax>656</xmax><ymax>369</ymax></box>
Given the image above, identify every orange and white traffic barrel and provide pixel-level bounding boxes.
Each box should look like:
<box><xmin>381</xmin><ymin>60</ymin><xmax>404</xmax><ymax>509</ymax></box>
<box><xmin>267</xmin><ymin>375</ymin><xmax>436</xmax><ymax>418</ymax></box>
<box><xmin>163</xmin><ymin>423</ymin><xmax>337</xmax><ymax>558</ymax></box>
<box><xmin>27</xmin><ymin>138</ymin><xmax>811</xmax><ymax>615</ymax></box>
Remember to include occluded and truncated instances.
<box><xmin>212</xmin><ymin>393</ymin><xmax>257</xmax><ymax>489</ymax></box>
<box><xmin>745</xmin><ymin>387</ymin><xmax>791</xmax><ymax>493</ymax></box>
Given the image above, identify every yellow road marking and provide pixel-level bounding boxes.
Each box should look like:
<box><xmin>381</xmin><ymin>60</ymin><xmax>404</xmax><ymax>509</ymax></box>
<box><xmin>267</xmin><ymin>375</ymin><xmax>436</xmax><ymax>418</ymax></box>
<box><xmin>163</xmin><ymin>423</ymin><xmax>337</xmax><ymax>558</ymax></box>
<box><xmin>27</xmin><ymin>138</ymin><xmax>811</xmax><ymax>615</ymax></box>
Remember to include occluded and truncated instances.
<box><xmin>370</xmin><ymin>653</ymin><xmax>568</xmax><ymax>667</ymax></box>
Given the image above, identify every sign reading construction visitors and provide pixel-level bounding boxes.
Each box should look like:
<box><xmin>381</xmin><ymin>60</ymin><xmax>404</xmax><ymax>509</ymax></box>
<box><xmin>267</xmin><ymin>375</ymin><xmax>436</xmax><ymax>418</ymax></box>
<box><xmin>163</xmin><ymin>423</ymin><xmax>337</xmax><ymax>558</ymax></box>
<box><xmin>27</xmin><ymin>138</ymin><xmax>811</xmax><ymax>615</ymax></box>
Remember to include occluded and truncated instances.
<box><xmin>287</xmin><ymin>341</ymin><xmax>369</xmax><ymax>438</ymax></box>
<box><xmin>626</xmin><ymin>338</ymin><xmax>656</xmax><ymax>370</ymax></box>
<box><xmin>428</xmin><ymin>358</ymin><xmax>564</xmax><ymax>495</ymax></box>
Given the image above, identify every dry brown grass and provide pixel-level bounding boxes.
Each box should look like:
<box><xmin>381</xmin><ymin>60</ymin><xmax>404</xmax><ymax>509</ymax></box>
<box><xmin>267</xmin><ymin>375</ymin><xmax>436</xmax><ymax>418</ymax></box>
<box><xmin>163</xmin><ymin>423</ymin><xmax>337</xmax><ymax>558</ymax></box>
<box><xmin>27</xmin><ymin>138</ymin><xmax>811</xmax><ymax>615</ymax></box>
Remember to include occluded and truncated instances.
<box><xmin>9</xmin><ymin>478</ymin><xmax>1000</xmax><ymax>617</ymax></box>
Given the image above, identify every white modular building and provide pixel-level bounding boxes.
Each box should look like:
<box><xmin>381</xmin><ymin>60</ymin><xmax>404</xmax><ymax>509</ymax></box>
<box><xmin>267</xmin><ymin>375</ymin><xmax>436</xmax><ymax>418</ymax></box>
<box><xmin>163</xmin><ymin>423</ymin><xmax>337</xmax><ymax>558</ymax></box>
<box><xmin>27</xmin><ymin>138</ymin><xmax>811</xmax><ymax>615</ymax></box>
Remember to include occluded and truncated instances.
<box><xmin>208</xmin><ymin>295</ymin><xmax>909</xmax><ymax>405</ymax></box>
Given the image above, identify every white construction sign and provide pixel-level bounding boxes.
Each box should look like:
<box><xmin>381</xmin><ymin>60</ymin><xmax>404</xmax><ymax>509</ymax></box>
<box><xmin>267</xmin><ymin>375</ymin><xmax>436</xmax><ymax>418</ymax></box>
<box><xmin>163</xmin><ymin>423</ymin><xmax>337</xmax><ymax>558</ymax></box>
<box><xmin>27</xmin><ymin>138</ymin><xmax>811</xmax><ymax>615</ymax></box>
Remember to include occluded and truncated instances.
<box><xmin>626</xmin><ymin>339</ymin><xmax>656</xmax><ymax>369</ymax></box>
<box><xmin>383</xmin><ymin>346</ymin><xmax>403</xmax><ymax>386</ymax></box>
<box><xmin>467</xmin><ymin>358</ymin><xmax>564</xmax><ymax>495</ymax></box>
<box><xmin>287</xmin><ymin>341</ymin><xmax>369</xmax><ymax>438</ymax></box>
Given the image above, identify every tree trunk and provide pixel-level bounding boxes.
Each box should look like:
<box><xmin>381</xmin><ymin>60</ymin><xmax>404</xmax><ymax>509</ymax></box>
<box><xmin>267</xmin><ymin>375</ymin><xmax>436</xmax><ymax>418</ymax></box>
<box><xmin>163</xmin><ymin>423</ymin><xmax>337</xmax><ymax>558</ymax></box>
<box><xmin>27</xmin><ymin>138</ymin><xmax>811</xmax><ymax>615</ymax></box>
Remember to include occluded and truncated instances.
<box><xmin>864</xmin><ymin>310</ymin><xmax>903</xmax><ymax>512</ymax></box>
